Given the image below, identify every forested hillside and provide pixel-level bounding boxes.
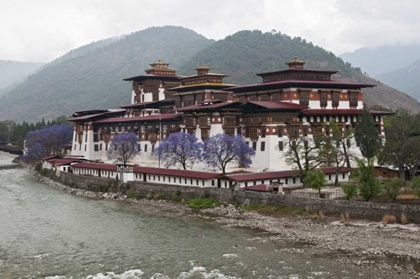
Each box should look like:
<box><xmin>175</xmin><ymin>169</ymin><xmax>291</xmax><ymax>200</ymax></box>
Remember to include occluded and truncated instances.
<box><xmin>180</xmin><ymin>30</ymin><xmax>420</xmax><ymax>112</ymax></box>
<box><xmin>0</xmin><ymin>26</ymin><xmax>213</xmax><ymax>122</ymax></box>
<box><xmin>179</xmin><ymin>30</ymin><xmax>358</xmax><ymax>84</ymax></box>
<box><xmin>1</xmin><ymin>27</ymin><xmax>419</xmax><ymax>123</ymax></box>
<box><xmin>0</xmin><ymin>60</ymin><xmax>44</xmax><ymax>90</ymax></box>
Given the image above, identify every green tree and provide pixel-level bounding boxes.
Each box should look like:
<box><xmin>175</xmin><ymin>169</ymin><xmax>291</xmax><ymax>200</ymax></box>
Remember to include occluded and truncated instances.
<box><xmin>355</xmin><ymin>106</ymin><xmax>380</xmax><ymax>165</ymax></box>
<box><xmin>357</xmin><ymin>159</ymin><xmax>381</xmax><ymax>201</ymax></box>
<box><xmin>411</xmin><ymin>176</ymin><xmax>420</xmax><ymax>198</ymax></box>
<box><xmin>383</xmin><ymin>177</ymin><xmax>404</xmax><ymax>201</ymax></box>
<box><xmin>304</xmin><ymin>169</ymin><xmax>326</xmax><ymax>198</ymax></box>
<box><xmin>378</xmin><ymin>110</ymin><xmax>420</xmax><ymax>180</ymax></box>
<box><xmin>283</xmin><ymin>129</ymin><xmax>321</xmax><ymax>185</ymax></box>
<box><xmin>341</xmin><ymin>183</ymin><xmax>357</xmax><ymax>200</ymax></box>
<box><xmin>318</xmin><ymin>119</ymin><xmax>353</xmax><ymax>185</ymax></box>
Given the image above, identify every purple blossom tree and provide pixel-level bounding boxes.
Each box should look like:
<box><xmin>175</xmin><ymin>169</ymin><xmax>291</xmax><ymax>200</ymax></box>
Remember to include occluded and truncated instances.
<box><xmin>152</xmin><ymin>132</ymin><xmax>203</xmax><ymax>170</ymax></box>
<box><xmin>107</xmin><ymin>132</ymin><xmax>141</xmax><ymax>166</ymax></box>
<box><xmin>203</xmin><ymin>133</ymin><xmax>255</xmax><ymax>173</ymax></box>
<box><xmin>24</xmin><ymin>124</ymin><xmax>73</xmax><ymax>162</ymax></box>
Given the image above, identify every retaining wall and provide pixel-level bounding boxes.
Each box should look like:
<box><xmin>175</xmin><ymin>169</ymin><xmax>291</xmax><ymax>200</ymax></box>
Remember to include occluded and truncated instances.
<box><xmin>50</xmin><ymin>171</ymin><xmax>420</xmax><ymax>223</ymax></box>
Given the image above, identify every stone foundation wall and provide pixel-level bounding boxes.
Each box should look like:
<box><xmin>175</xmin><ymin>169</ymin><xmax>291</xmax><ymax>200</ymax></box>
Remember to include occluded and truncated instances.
<box><xmin>51</xmin><ymin>171</ymin><xmax>420</xmax><ymax>223</ymax></box>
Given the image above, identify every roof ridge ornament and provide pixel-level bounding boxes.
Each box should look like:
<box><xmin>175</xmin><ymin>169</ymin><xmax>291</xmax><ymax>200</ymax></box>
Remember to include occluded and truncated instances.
<box><xmin>286</xmin><ymin>56</ymin><xmax>306</xmax><ymax>69</ymax></box>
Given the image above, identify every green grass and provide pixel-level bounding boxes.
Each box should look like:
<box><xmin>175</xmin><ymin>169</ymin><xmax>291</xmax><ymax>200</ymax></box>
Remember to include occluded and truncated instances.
<box><xmin>127</xmin><ymin>193</ymin><xmax>138</xmax><ymax>199</ymax></box>
<box><xmin>188</xmin><ymin>198</ymin><xmax>220</xmax><ymax>210</ymax></box>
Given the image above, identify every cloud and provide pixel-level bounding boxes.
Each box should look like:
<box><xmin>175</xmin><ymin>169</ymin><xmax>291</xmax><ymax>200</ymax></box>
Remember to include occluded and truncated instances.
<box><xmin>0</xmin><ymin>0</ymin><xmax>419</xmax><ymax>62</ymax></box>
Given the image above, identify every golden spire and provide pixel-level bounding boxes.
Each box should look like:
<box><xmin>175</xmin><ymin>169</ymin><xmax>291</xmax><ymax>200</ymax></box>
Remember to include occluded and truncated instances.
<box><xmin>286</xmin><ymin>56</ymin><xmax>306</xmax><ymax>69</ymax></box>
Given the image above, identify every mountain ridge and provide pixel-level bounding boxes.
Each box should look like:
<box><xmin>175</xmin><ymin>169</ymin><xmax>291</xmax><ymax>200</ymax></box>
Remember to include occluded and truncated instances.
<box><xmin>1</xmin><ymin>26</ymin><xmax>419</xmax><ymax>123</ymax></box>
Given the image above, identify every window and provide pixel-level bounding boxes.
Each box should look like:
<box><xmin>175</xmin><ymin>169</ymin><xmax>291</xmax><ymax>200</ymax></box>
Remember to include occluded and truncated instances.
<box><xmin>85</xmin><ymin>133</ymin><xmax>88</xmax><ymax>142</ymax></box>
<box><xmin>261</xmin><ymin>142</ymin><xmax>265</xmax><ymax>151</ymax></box>
<box><xmin>100</xmin><ymin>144</ymin><xmax>102</xmax><ymax>151</ymax></box>
<box><xmin>152</xmin><ymin>145</ymin><xmax>155</xmax><ymax>152</ymax></box>
<box><xmin>252</xmin><ymin>141</ymin><xmax>257</xmax><ymax>150</ymax></box>
<box><xmin>278</xmin><ymin>127</ymin><xmax>283</xmax><ymax>137</ymax></box>
<box><xmin>144</xmin><ymin>144</ymin><xmax>148</xmax><ymax>152</ymax></box>
<box><xmin>332</xmin><ymin>92</ymin><xmax>339</xmax><ymax>107</ymax></box>
<box><xmin>320</xmin><ymin>91</ymin><xmax>328</xmax><ymax>108</ymax></box>
<box><xmin>278</xmin><ymin>141</ymin><xmax>283</xmax><ymax>151</ymax></box>
<box><xmin>94</xmin><ymin>144</ymin><xmax>99</xmax><ymax>151</ymax></box>
<box><xmin>293</xmin><ymin>177</ymin><xmax>296</xmax><ymax>184</ymax></box>
<box><xmin>346</xmin><ymin>138</ymin><xmax>351</xmax><ymax>148</ymax></box>
<box><xmin>304</xmin><ymin>140</ymin><xmax>308</xmax><ymax>149</ymax></box>
<box><xmin>299</xmin><ymin>91</ymin><xmax>309</xmax><ymax>106</ymax></box>
<box><xmin>84</xmin><ymin>145</ymin><xmax>87</xmax><ymax>151</ymax></box>
<box><xmin>212</xmin><ymin>180</ymin><xmax>215</xmax><ymax>186</ymax></box>
<box><xmin>350</xmin><ymin>93</ymin><xmax>358</xmax><ymax>107</ymax></box>
<box><xmin>329</xmin><ymin>174</ymin><xmax>332</xmax><ymax>180</ymax></box>
<box><xmin>342</xmin><ymin>173</ymin><xmax>345</xmax><ymax>179</ymax></box>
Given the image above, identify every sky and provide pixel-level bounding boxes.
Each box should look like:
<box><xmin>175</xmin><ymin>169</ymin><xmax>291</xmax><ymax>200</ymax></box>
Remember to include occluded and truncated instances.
<box><xmin>1</xmin><ymin>0</ymin><xmax>419</xmax><ymax>63</ymax></box>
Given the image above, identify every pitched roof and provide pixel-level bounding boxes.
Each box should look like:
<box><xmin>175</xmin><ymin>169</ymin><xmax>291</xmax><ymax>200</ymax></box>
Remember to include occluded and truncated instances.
<box><xmin>133</xmin><ymin>166</ymin><xmax>221</xmax><ymax>179</ymax></box>
<box><xmin>174</xmin><ymin>101</ymin><xmax>241</xmax><ymax>112</ymax></box>
<box><xmin>71</xmin><ymin>162</ymin><xmax>117</xmax><ymax>171</ymax></box>
<box><xmin>241</xmin><ymin>101</ymin><xmax>308</xmax><ymax>110</ymax></box>
<box><xmin>228</xmin><ymin>79</ymin><xmax>376</xmax><ymax>93</ymax></box>
<box><xmin>225</xmin><ymin>167</ymin><xmax>352</xmax><ymax>182</ymax></box>
<box><xmin>93</xmin><ymin>113</ymin><xmax>181</xmax><ymax>124</ymax></box>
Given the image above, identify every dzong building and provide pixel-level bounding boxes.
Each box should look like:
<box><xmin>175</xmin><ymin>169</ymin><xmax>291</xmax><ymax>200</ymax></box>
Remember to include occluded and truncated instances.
<box><xmin>69</xmin><ymin>57</ymin><xmax>391</xmax><ymax>172</ymax></box>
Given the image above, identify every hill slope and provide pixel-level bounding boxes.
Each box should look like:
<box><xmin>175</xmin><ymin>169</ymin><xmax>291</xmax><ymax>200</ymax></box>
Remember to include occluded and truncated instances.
<box><xmin>375</xmin><ymin>58</ymin><xmax>420</xmax><ymax>101</ymax></box>
<box><xmin>0</xmin><ymin>60</ymin><xmax>44</xmax><ymax>89</ymax></box>
<box><xmin>180</xmin><ymin>30</ymin><xmax>420</xmax><ymax>112</ymax></box>
<box><xmin>340</xmin><ymin>45</ymin><xmax>420</xmax><ymax>77</ymax></box>
<box><xmin>0</xmin><ymin>26</ymin><xmax>213</xmax><ymax>122</ymax></box>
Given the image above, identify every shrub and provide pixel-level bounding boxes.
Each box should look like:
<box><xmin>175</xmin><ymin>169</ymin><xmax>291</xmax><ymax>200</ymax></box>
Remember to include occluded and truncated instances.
<box><xmin>383</xmin><ymin>177</ymin><xmax>404</xmax><ymax>201</ymax></box>
<box><xmin>357</xmin><ymin>159</ymin><xmax>381</xmax><ymax>201</ymax></box>
<box><xmin>401</xmin><ymin>213</ymin><xmax>408</xmax><ymax>225</ymax></box>
<box><xmin>153</xmin><ymin>193</ymin><xmax>164</xmax><ymax>200</ymax></box>
<box><xmin>341</xmin><ymin>183</ymin><xmax>357</xmax><ymax>200</ymax></box>
<box><xmin>188</xmin><ymin>198</ymin><xmax>220</xmax><ymax>210</ymax></box>
<box><xmin>382</xmin><ymin>214</ymin><xmax>396</xmax><ymax>225</ymax></box>
<box><xmin>411</xmin><ymin>176</ymin><xmax>420</xmax><ymax>198</ymax></box>
<box><xmin>203</xmin><ymin>190</ymin><xmax>210</xmax><ymax>199</ymax></box>
<box><xmin>146</xmin><ymin>193</ymin><xmax>153</xmax><ymax>200</ymax></box>
<box><xmin>127</xmin><ymin>193</ymin><xmax>137</xmax><ymax>199</ymax></box>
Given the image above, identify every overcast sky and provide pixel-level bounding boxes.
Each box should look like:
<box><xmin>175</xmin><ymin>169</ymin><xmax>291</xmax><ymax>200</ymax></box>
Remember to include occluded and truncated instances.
<box><xmin>1</xmin><ymin>0</ymin><xmax>419</xmax><ymax>62</ymax></box>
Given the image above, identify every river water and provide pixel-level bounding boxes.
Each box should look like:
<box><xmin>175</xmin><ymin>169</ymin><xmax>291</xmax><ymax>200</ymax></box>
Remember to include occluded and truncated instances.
<box><xmin>0</xmin><ymin>152</ymin><xmax>392</xmax><ymax>278</ymax></box>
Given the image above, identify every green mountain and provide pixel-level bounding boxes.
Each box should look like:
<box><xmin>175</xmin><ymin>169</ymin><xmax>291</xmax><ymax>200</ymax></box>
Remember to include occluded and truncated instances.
<box><xmin>180</xmin><ymin>30</ymin><xmax>420</xmax><ymax>112</ymax></box>
<box><xmin>340</xmin><ymin>45</ymin><xmax>420</xmax><ymax>77</ymax></box>
<box><xmin>0</xmin><ymin>60</ymin><xmax>44</xmax><ymax>90</ymax></box>
<box><xmin>1</xmin><ymin>27</ymin><xmax>419</xmax><ymax>123</ymax></box>
<box><xmin>0</xmin><ymin>26</ymin><xmax>213</xmax><ymax>122</ymax></box>
<box><xmin>376</xmin><ymin>58</ymin><xmax>420</xmax><ymax>101</ymax></box>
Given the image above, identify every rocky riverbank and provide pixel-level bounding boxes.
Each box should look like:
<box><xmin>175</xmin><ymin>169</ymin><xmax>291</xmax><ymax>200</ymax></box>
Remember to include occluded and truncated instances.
<box><xmin>28</xmin><ymin>166</ymin><xmax>420</xmax><ymax>278</ymax></box>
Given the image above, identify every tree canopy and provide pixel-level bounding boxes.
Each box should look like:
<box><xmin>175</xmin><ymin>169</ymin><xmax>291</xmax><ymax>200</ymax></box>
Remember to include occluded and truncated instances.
<box><xmin>203</xmin><ymin>134</ymin><xmax>255</xmax><ymax>173</ymax></box>
<box><xmin>152</xmin><ymin>132</ymin><xmax>202</xmax><ymax>170</ymax></box>
<box><xmin>355</xmin><ymin>106</ymin><xmax>380</xmax><ymax>165</ymax></box>
<box><xmin>107</xmin><ymin>132</ymin><xmax>141</xmax><ymax>166</ymax></box>
<box><xmin>23</xmin><ymin>124</ymin><xmax>73</xmax><ymax>162</ymax></box>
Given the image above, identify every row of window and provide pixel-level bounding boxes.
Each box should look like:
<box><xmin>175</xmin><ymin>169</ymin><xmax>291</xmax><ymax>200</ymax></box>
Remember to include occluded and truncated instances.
<box><xmin>135</xmin><ymin>173</ymin><xmax>216</xmax><ymax>187</ymax></box>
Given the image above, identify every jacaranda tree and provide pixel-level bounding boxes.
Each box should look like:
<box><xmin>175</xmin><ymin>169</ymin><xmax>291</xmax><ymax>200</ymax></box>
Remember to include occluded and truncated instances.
<box><xmin>24</xmin><ymin>124</ymin><xmax>73</xmax><ymax>162</ymax></box>
<box><xmin>203</xmin><ymin>133</ymin><xmax>255</xmax><ymax>173</ymax></box>
<box><xmin>152</xmin><ymin>132</ymin><xmax>203</xmax><ymax>170</ymax></box>
<box><xmin>107</xmin><ymin>132</ymin><xmax>141</xmax><ymax>166</ymax></box>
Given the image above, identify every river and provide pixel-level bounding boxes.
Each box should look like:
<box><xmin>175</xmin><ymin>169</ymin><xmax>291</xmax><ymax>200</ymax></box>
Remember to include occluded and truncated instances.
<box><xmin>0</xmin><ymin>151</ymin><xmax>396</xmax><ymax>278</ymax></box>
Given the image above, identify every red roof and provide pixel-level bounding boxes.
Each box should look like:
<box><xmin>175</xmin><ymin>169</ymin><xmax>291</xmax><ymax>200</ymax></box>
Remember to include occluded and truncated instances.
<box><xmin>228</xmin><ymin>79</ymin><xmax>376</xmax><ymax>93</ymax></box>
<box><xmin>301</xmin><ymin>109</ymin><xmax>362</xmax><ymax>116</ymax></box>
<box><xmin>94</xmin><ymin>113</ymin><xmax>181</xmax><ymax>124</ymax></box>
<box><xmin>255</xmin><ymin>68</ymin><xmax>339</xmax><ymax>76</ymax></box>
<box><xmin>174</xmin><ymin>102</ymin><xmax>240</xmax><ymax>112</ymax></box>
<box><xmin>242</xmin><ymin>101</ymin><xmax>308</xmax><ymax>110</ymax></box>
<box><xmin>68</xmin><ymin>109</ymin><xmax>125</xmax><ymax>121</ymax></box>
<box><xmin>301</xmin><ymin>109</ymin><xmax>395</xmax><ymax>116</ymax></box>
<box><xmin>133</xmin><ymin>166</ymin><xmax>221</xmax><ymax>179</ymax></box>
<box><xmin>226</xmin><ymin>167</ymin><xmax>352</xmax><ymax>182</ymax></box>
<box><xmin>71</xmin><ymin>162</ymin><xmax>117</xmax><ymax>171</ymax></box>
<box><xmin>242</xmin><ymin>184</ymin><xmax>274</xmax><ymax>192</ymax></box>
